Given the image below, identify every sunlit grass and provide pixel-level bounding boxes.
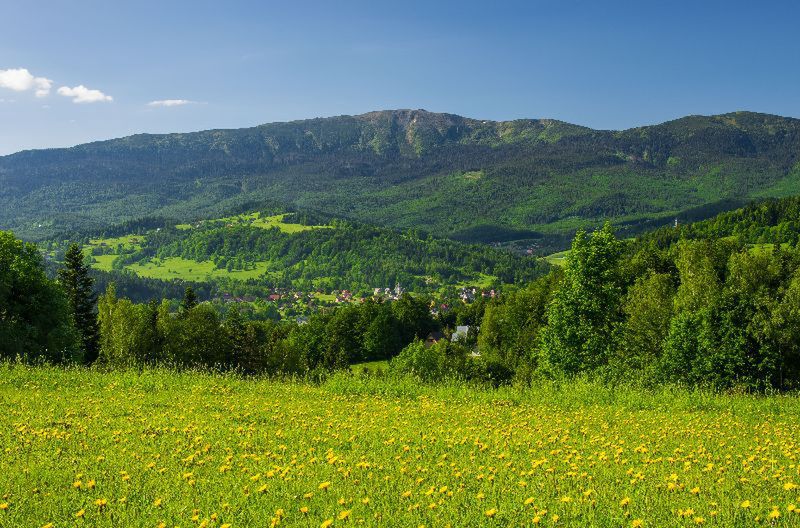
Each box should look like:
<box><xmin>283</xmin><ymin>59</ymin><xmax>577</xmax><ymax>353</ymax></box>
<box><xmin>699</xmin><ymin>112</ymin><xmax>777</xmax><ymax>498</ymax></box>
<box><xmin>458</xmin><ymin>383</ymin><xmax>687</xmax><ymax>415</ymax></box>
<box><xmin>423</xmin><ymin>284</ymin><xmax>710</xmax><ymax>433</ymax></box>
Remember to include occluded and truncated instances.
<box><xmin>127</xmin><ymin>257</ymin><xmax>270</xmax><ymax>281</ymax></box>
<box><xmin>1</xmin><ymin>365</ymin><xmax>799</xmax><ymax>527</ymax></box>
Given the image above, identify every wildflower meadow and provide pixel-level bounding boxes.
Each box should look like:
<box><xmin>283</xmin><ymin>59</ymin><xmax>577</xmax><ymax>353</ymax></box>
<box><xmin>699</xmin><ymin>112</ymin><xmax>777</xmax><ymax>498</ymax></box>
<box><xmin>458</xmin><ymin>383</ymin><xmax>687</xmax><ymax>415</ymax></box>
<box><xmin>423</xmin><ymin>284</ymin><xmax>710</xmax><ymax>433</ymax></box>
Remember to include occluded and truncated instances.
<box><xmin>1</xmin><ymin>365</ymin><xmax>799</xmax><ymax>527</ymax></box>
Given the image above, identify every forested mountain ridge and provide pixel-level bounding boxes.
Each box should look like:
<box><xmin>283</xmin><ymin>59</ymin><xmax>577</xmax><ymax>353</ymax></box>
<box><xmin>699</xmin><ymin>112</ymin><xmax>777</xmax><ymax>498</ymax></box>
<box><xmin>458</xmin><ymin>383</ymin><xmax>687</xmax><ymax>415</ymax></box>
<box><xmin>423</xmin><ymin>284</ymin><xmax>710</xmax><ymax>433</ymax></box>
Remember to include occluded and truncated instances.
<box><xmin>3</xmin><ymin>109</ymin><xmax>799</xmax><ymax>243</ymax></box>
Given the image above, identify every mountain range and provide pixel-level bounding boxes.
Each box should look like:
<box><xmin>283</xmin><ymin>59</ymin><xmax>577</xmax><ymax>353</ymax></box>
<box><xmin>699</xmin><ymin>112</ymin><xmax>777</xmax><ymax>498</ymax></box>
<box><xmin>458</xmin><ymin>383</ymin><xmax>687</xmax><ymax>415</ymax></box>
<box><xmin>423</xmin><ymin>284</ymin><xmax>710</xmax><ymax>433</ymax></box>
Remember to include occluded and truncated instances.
<box><xmin>2</xmin><ymin>109</ymin><xmax>799</xmax><ymax>246</ymax></box>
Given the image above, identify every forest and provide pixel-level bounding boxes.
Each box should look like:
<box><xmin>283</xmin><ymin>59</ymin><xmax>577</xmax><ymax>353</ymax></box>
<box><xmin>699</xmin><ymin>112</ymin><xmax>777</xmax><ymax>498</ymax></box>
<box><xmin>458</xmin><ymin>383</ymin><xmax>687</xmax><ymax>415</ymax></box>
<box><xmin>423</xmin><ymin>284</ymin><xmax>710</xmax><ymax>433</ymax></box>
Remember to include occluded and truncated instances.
<box><xmin>6</xmin><ymin>194</ymin><xmax>800</xmax><ymax>390</ymax></box>
<box><xmin>40</xmin><ymin>209</ymin><xmax>551</xmax><ymax>299</ymax></box>
<box><xmin>101</xmin><ymin>217</ymin><xmax>549</xmax><ymax>292</ymax></box>
<box><xmin>3</xmin><ymin>110</ymin><xmax>800</xmax><ymax>248</ymax></box>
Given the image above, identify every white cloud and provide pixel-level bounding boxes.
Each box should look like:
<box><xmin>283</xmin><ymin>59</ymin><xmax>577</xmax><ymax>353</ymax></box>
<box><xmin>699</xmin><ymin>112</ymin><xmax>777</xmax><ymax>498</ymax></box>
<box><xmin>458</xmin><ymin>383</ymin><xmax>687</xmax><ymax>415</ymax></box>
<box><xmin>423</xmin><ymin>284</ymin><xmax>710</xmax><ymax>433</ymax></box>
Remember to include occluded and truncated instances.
<box><xmin>57</xmin><ymin>85</ymin><xmax>113</xmax><ymax>104</ymax></box>
<box><xmin>147</xmin><ymin>99</ymin><xmax>196</xmax><ymax>107</ymax></box>
<box><xmin>0</xmin><ymin>68</ymin><xmax>52</xmax><ymax>97</ymax></box>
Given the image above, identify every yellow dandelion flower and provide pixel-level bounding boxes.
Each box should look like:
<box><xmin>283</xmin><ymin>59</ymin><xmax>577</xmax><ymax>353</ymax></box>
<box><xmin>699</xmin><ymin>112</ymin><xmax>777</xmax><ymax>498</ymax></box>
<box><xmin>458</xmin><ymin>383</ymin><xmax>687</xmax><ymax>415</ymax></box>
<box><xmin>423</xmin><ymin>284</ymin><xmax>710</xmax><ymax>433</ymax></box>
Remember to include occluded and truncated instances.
<box><xmin>153</xmin><ymin>498</ymin><xmax>162</xmax><ymax>507</ymax></box>
<box><xmin>694</xmin><ymin>517</ymin><xmax>705</xmax><ymax>525</ymax></box>
<box><xmin>524</xmin><ymin>497</ymin><xmax>535</xmax><ymax>505</ymax></box>
<box><xmin>485</xmin><ymin>508</ymin><xmax>498</xmax><ymax>517</ymax></box>
<box><xmin>0</xmin><ymin>503</ymin><xmax>8</xmax><ymax>511</ymax></box>
<box><xmin>338</xmin><ymin>509</ymin><xmax>351</xmax><ymax>520</ymax></box>
<box><xmin>75</xmin><ymin>509</ymin><xmax>85</xmax><ymax>518</ymax></box>
<box><xmin>784</xmin><ymin>482</ymin><xmax>797</xmax><ymax>491</ymax></box>
<box><xmin>95</xmin><ymin>498</ymin><xmax>108</xmax><ymax>508</ymax></box>
<box><xmin>620</xmin><ymin>497</ymin><xmax>631</xmax><ymax>507</ymax></box>
<box><xmin>319</xmin><ymin>481</ymin><xmax>331</xmax><ymax>491</ymax></box>
<box><xmin>631</xmin><ymin>520</ymin><xmax>643</xmax><ymax>528</ymax></box>
<box><xmin>690</xmin><ymin>487</ymin><xmax>700</xmax><ymax>495</ymax></box>
<box><xmin>532</xmin><ymin>516</ymin><xmax>541</xmax><ymax>524</ymax></box>
<box><xmin>320</xmin><ymin>519</ymin><xmax>333</xmax><ymax>528</ymax></box>
<box><xmin>300</xmin><ymin>506</ymin><xmax>309</xmax><ymax>514</ymax></box>
<box><xmin>769</xmin><ymin>509</ymin><xmax>780</xmax><ymax>520</ymax></box>
<box><xmin>740</xmin><ymin>500</ymin><xmax>751</xmax><ymax>509</ymax></box>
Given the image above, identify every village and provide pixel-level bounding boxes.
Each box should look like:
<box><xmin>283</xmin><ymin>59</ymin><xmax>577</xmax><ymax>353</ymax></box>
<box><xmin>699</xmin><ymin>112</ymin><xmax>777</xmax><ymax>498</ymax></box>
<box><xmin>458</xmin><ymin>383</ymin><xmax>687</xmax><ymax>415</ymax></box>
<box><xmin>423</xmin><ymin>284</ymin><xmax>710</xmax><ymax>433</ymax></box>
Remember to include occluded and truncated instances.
<box><xmin>213</xmin><ymin>283</ymin><xmax>496</xmax><ymax>325</ymax></box>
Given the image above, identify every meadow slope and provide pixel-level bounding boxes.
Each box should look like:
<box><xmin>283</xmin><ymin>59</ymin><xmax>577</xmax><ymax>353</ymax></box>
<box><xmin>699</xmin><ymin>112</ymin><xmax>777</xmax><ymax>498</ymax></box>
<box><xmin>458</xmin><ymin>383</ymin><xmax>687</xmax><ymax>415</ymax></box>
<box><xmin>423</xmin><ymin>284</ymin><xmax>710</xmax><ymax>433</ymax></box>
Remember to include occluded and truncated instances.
<box><xmin>1</xmin><ymin>367</ymin><xmax>800</xmax><ymax>527</ymax></box>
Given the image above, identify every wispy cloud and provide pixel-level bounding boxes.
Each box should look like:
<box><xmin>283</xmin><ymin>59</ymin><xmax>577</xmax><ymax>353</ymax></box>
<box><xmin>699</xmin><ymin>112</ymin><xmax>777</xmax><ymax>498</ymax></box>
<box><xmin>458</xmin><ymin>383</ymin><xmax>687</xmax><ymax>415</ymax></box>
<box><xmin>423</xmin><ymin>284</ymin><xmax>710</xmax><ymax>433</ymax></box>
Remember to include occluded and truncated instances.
<box><xmin>57</xmin><ymin>85</ymin><xmax>113</xmax><ymax>104</ymax></box>
<box><xmin>0</xmin><ymin>68</ymin><xmax>52</xmax><ymax>97</ymax></box>
<box><xmin>147</xmin><ymin>99</ymin><xmax>198</xmax><ymax>107</ymax></box>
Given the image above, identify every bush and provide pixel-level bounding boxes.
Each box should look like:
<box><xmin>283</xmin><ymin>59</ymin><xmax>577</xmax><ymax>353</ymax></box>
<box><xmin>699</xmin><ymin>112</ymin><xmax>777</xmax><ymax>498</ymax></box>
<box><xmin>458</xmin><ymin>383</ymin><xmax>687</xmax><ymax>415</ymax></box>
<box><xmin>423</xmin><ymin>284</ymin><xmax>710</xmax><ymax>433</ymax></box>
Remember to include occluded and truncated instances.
<box><xmin>390</xmin><ymin>339</ymin><xmax>478</xmax><ymax>382</ymax></box>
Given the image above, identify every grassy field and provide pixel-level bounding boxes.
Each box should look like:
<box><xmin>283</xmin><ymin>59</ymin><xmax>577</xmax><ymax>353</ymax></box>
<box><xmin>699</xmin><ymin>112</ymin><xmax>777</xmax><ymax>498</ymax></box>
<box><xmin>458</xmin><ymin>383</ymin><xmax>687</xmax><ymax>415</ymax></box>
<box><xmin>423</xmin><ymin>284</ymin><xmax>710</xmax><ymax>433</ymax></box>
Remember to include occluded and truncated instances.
<box><xmin>90</xmin><ymin>254</ymin><xmax>118</xmax><ymax>272</ymax></box>
<box><xmin>176</xmin><ymin>212</ymin><xmax>329</xmax><ymax>234</ymax></box>
<box><xmin>126</xmin><ymin>257</ymin><xmax>271</xmax><ymax>282</ymax></box>
<box><xmin>544</xmin><ymin>250</ymin><xmax>570</xmax><ymax>267</ymax></box>
<box><xmin>88</xmin><ymin>235</ymin><xmax>145</xmax><ymax>251</ymax></box>
<box><xmin>451</xmin><ymin>272</ymin><xmax>497</xmax><ymax>291</ymax></box>
<box><xmin>1</xmin><ymin>366</ymin><xmax>799</xmax><ymax>527</ymax></box>
<box><xmin>83</xmin><ymin>212</ymin><xmax>328</xmax><ymax>283</ymax></box>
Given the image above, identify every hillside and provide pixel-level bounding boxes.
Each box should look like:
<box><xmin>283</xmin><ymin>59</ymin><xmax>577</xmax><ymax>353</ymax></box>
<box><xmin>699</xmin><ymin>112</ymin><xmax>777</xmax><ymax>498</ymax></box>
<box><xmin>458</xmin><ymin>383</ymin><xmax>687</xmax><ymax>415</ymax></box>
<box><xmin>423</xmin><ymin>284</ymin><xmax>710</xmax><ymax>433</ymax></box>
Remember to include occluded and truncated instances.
<box><xmin>55</xmin><ymin>210</ymin><xmax>549</xmax><ymax>297</ymax></box>
<box><xmin>546</xmin><ymin>194</ymin><xmax>800</xmax><ymax>265</ymax></box>
<box><xmin>3</xmin><ymin>110</ymin><xmax>799</xmax><ymax>245</ymax></box>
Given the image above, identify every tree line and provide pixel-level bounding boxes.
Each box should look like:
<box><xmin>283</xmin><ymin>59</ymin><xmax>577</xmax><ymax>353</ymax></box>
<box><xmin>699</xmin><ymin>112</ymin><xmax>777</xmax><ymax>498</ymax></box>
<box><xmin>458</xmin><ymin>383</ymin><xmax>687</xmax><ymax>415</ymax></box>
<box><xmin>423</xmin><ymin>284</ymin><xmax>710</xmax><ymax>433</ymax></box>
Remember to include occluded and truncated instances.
<box><xmin>478</xmin><ymin>223</ymin><xmax>800</xmax><ymax>389</ymax></box>
<box><xmin>5</xmin><ymin>197</ymin><xmax>800</xmax><ymax>390</ymax></box>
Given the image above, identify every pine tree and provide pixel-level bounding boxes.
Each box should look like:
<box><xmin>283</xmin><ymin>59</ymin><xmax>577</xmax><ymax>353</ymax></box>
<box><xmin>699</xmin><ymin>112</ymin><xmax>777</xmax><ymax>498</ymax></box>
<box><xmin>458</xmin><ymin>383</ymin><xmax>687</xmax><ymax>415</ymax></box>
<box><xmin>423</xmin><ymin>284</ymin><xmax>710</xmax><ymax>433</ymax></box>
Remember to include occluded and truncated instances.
<box><xmin>58</xmin><ymin>243</ymin><xmax>99</xmax><ymax>363</ymax></box>
<box><xmin>181</xmin><ymin>286</ymin><xmax>198</xmax><ymax>313</ymax></box>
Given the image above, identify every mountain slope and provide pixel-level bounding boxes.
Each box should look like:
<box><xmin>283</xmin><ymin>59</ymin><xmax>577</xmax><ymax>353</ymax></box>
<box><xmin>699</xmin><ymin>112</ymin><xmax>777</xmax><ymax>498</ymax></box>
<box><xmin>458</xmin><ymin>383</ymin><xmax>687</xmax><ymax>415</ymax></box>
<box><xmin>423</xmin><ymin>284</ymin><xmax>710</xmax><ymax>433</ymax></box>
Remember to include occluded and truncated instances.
<box><xmin>2</xmin><ymin>109</ymin><xmax>799</xmax><ymax>243</ymax></box>
<box><xmin>58</xmin><ymin>210</ymin><xmax>550</xmax><ymax>298</ymax></box>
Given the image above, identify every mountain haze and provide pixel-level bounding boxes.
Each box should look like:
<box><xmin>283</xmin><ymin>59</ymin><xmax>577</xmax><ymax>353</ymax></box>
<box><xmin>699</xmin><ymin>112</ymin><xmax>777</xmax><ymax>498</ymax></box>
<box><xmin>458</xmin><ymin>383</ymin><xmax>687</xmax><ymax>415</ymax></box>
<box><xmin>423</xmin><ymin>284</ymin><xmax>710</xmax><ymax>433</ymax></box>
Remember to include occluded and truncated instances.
<box><xmin>2</xmin><ymin>109</ymin><xmax>799</xmax><ymax>244</ymax></box>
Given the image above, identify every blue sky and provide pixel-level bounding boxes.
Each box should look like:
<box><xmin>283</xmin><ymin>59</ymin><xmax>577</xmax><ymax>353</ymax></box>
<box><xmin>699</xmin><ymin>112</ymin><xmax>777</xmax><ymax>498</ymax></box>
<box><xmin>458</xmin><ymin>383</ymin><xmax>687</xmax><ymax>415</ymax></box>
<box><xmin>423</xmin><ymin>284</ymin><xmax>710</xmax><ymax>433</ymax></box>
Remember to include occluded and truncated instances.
<box><xmin>1</xmin><ymin>0</ymin><xmax>798</xmax><ymax>155</ymax></box>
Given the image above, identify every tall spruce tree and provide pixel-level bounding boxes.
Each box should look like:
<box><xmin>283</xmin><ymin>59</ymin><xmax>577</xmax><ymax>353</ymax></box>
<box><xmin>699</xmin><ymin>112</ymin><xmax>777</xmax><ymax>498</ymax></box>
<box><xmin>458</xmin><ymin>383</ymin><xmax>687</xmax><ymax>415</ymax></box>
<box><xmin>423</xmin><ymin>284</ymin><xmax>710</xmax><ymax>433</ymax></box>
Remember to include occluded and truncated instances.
<box><xmin>181</xmin><ymin>286</ymin><xmax>198</xmax><ymax>314</ymax></box>
<box><xmin>58</xmin><ymin>243</ymin><xmax>99</xmax><ymax>363</ymax></box>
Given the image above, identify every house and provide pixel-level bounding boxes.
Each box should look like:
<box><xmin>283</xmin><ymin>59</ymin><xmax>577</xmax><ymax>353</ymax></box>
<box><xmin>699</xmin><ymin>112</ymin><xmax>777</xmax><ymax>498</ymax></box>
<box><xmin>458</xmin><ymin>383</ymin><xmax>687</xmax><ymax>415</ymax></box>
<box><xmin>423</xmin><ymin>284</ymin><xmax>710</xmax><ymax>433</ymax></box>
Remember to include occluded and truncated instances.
<box><xmin>268</xmin><ymin>294</ymin><xmax>281</xmax><ymax>302</ymax></box>
<box><xmin>451</xmin><ymin>325</ymin><xmax>471</xmax><ymax>342</ymax></box>
<box><xmin>425</xmin><ymin>331</ymin><xmax>444</xmax><ymax>347</ymax></box>
<box><xmin>460</xmin><ymin>288</ymin><xmax>476</xmax><ymax>303</ymax></box>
